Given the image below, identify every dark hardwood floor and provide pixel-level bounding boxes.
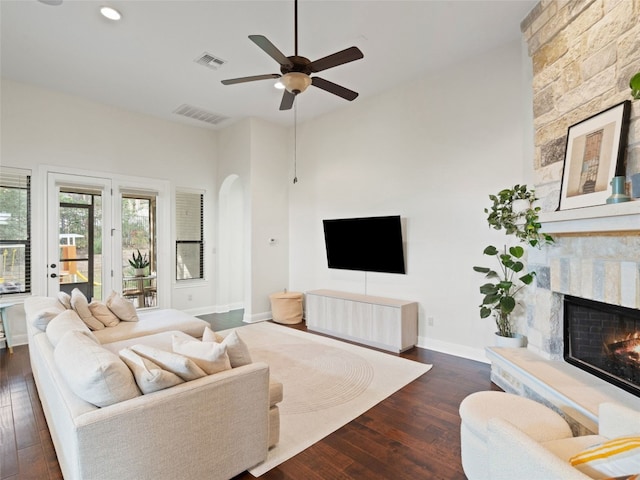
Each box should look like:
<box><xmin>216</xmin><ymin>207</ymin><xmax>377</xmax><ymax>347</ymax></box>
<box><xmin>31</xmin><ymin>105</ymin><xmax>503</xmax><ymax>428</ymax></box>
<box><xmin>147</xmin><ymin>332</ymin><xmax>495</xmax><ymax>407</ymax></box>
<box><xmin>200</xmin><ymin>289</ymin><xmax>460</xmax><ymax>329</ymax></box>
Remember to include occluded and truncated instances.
<box><xmin>1</xmin><ymin>311</ymin><xmax>500</xmax><ymax>480</ymax></box>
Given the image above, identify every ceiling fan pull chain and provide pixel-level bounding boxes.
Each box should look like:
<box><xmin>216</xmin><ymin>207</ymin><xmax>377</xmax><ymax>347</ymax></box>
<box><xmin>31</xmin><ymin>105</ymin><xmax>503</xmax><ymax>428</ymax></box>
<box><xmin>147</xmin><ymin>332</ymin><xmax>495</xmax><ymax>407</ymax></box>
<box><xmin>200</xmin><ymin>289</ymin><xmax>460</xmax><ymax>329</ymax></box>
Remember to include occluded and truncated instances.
<box><xmin>293</xmin><ymin>101</ymin><xmax>298</xmax><ymax>184</ymax></box>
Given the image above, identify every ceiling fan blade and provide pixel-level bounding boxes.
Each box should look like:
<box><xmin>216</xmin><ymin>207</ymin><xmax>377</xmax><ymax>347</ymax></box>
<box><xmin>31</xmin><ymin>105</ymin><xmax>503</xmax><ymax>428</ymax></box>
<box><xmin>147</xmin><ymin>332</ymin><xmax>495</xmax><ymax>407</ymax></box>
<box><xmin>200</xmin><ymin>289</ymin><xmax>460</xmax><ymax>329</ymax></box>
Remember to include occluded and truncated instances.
<box><xmin>308</xmin><ymin>47</ymin><xmax>363</xmax><ymax>73</ymax></box>
<box><xmin>249</xmin><ymin>35</ymin><xmax>294</xmax><ymax>68</ymax></box>
<box><xmin>279</xmin><ymin>90</ymin><xmax>296</xmax><ymax>111</ymax></box>
<box><xmin>221</xmin><ymin>74</ymin><xmax>281</xmax><ymax>85</ymax></box>
<box><xmin>311</xmin><ymin>77</ymin><xmax>359</xmax><ymax>101</ymax></box>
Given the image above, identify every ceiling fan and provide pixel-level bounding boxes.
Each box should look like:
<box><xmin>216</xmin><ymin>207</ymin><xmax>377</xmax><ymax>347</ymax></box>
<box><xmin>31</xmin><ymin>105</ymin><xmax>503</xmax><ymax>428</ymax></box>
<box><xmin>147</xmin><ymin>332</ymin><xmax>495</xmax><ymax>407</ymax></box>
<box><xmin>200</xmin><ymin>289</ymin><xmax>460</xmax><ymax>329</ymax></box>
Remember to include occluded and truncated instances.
<box><xmin>221</xmin><ymin>0</ymin><xmax>364</xmax><ymax>111</ymax></box>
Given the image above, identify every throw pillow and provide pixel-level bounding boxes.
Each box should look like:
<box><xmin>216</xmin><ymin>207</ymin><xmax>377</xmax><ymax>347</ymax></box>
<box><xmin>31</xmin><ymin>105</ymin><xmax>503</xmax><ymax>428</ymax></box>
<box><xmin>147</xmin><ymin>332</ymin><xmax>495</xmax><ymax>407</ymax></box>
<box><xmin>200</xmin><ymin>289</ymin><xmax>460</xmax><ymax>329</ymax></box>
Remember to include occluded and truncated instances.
<box><xmin>31</xmin><ymin>308</ymin><xmax>63</xmax><ymax>332</ymax></box>
<box><xmin>119</xmin><ymin>348</ymin><xmax>184</xmax><ymax>394</ymax></box>
<box><xmin>220</xmin><ymin>331</ymin><xmax>253</xmax><ymax>368</ymax></box>
<box><xmin>70</xmin><ymin>288</ymin><xmax>104</xmax><ymax>331</ymax></box>
<box><xmin>202</xmin><ymin>326</ymin><xmax>224</xmax><ymax>343</ymax></box>
<box><xmin>57</xmin><ymin>291</ymin><xmax>71</xmax><ymax>309</ymax></box>
<box><xmin>570</xmin><ymin>436</ymin><xmax>640</xmax><ymax>479</ymax></box>
<box><xmin>130</xmin><ymin>344</ymin><xmax>206</xmax><ymax>381</ymax></box>
<box><xmin>89</xmin><ymin>301</ymin><xmax>120</xmax><ymax>327</ymax></box>
<box><xmin>46</xmin><ymin>309</ymin><xmax>98</xmax><ymax>347</ymax></box>
<box><xmin>54</xmin><ymin>330</ymin><xmax>141</xmax><ymax>407</ymax></box>
<box><xmin>202</xmin><ymin>327</ymin><xmax>252</xmax><ymax>368</ymax></box>
<box><xmin>172</xmin><ymin>335</ymin><xmax>231</xmax><ymax>375</ymax></box>
<box><xmin>106</xmin><ymin>290</ymin><xmax>139</xmax><ymax>322</ymax></box>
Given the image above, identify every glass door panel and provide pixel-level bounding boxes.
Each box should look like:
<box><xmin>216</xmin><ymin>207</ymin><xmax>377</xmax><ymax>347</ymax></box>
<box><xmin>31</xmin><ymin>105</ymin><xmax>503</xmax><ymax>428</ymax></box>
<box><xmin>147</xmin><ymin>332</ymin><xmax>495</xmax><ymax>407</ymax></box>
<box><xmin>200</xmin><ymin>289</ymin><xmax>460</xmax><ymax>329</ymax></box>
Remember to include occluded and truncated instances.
<box><xmin>59</xmin><ymin>192</ymin><xmax>102</xmax><ymax>300</ymax></box>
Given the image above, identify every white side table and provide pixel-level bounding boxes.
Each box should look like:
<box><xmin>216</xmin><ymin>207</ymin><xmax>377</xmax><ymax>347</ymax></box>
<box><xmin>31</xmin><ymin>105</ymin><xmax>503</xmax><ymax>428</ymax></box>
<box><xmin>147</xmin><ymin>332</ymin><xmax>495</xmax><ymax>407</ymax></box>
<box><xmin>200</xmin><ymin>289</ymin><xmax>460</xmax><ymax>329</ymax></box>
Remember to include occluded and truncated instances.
<box><xmin>0</xmin><ymin>302</ymin><xmax>15</xmax><ymax>354</ymax></box>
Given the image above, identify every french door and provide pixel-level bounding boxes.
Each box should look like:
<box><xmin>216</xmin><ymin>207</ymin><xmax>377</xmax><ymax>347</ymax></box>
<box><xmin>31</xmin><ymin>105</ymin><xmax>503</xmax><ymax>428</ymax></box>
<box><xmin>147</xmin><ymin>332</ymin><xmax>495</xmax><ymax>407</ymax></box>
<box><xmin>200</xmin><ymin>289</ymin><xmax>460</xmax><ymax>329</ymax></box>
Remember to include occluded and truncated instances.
<box><xmin>47</xmin><ymin>173</ymin><xmax>113</xmax><ymax>300</ymax></box>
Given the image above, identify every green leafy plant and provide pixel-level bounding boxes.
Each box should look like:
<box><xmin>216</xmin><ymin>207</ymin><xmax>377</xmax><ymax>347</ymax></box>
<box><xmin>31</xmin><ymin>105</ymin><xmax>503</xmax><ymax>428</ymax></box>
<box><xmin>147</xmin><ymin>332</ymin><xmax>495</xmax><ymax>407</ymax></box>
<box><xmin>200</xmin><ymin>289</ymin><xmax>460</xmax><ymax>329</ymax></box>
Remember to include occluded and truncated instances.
<box><xmin>485</xmin><ymin>184</ymin><xmax>553</xmax><ymax>247</ymax></box>
<box><xmin>631</xmin><ymin>72</ymin><xmax>640</xmax><ymax>100</ymax></box>
<box><xmin>474</xmin><ymin>245</ymin><xmax>535</xmax><ymax>338</ymax></box>
<box><xmin>474</xmin><ymin>185</ymin><xmax>553</xmax><ymax>338</ymax></box>
<box><xmin>128</xmin><ymin>249</ymin><xmax>150</xmax><ymax>269</ymax></box>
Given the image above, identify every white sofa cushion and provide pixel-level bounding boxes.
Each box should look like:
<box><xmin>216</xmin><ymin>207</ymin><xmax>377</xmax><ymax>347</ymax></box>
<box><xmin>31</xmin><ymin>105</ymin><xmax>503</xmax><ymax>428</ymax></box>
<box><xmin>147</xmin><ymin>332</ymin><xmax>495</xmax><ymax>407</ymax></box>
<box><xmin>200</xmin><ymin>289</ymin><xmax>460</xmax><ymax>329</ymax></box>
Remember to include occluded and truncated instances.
<box><xmin>119</xmin><ymin>347</ymin><xmax>184</xmax><ymax>394</ymax></box>
<box><xmin>172</xmin><ymin>334</ymin><xmax>231</xmax><ymax>374</ymax></box>
<box><xmin>54</xmin><ymin>330</ymin><xmax>141</xmax><ymax>407</ymax></box>
<box><xmin>46</xmin><ymin>309</ymin><xmax>98</xmax><ymax>347</ymax></box>
<box><xmin>71</xmin><ymin>288</ymin><xmax>104</xmax><ymax>331</ymax></box>
<box><xmin>106</xmin><ymin>291</ymin><xmax>139</xmax><ymax>322</ymax></box>
<box><xmin>89</xmin><ymin>301</ymin><xmax>120</xmax><ymax>327</ymax></box>
<box><xmin>131</xmin><ymin>344</ymin><xmax>207</xmax><ymax>381</ymax></box>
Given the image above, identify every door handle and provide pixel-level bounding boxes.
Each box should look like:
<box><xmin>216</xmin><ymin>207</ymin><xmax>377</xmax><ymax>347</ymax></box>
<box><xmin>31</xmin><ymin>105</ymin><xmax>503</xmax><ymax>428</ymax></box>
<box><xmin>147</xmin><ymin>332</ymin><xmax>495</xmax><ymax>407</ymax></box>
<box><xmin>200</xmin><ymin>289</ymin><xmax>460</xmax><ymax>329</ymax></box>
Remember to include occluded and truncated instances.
<box><xmin>50</xmin><ymin>273</ymin><xmax>57</xmax><ymax>278</ymax></box>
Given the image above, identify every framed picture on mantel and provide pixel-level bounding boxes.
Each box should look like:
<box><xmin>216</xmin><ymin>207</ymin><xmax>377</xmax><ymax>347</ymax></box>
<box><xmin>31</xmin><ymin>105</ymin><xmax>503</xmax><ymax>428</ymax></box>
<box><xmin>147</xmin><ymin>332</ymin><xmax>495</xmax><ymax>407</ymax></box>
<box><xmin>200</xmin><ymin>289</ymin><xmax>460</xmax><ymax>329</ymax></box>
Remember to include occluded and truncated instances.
<box><xmin>558</xmin><ymin>100</ymin><xmax>631</xmax><ymax>210</ymax></box>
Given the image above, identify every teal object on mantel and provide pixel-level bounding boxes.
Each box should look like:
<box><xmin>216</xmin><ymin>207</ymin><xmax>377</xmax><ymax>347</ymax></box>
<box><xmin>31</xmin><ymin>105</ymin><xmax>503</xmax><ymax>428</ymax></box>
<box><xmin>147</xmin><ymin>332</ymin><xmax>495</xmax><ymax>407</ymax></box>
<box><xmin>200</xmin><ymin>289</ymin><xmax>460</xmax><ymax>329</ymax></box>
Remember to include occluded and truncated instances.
<box><xmin>606</xmin><ymin>176</ymin><xmax>631</xmax><ymax>204</ymax></box>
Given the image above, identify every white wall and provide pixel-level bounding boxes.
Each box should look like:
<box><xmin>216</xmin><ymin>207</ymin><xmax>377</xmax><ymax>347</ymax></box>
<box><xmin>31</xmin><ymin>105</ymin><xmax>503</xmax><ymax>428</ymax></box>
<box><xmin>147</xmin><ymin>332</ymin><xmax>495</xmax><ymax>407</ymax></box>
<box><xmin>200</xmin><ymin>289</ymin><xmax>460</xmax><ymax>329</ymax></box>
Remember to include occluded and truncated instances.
<box><xmin>1</xmin><ymin>79</ymin><xmax>218</xmax><ymax>341</ymax></box>
<box><xmin>289</xmin><ymin>40</ymin><xmax>529</xmax><ymax>361</ymax></box>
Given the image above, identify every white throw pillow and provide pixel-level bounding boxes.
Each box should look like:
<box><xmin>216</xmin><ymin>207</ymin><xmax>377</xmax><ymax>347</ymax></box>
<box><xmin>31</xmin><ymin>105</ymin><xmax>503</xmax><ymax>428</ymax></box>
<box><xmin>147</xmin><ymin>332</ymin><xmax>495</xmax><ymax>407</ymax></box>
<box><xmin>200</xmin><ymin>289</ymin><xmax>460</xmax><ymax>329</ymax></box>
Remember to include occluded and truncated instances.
<box><xmin>31</xmin><ymin>308</ymin><xmax>63</xmax><ymax>332</ymax></box>
<box><xmin>119</xmin><ymin>348</ymin><xmax>184</xmax><ymax>394</ymax></box>
<box><xmin>89</xmin><ymin>301</ymin><xmax>120</xmax><ymax>327</ymax></box>
<box><xmin>202</xmin><ymin>326</ymin><xmax>224</xmax><ymax>343</ymax></box>
<box><xmin>172</xmin><ymin>335</ymin><xmax>231</xmax><ymax>375</ymax></box>
<box><xmin>70</xmin><ymin>288</ymin><xmax>104</xmax><ymax>331</ymax></box>
<box><xmin>46</xmin><ymin>309</ymin><xmax>98</xmax><ymax>347</ymax></box>
<box><xmin>130</xmin><ymin>344</ymin><xmax>206</xmax><ymax>381</ymax></box>
<box><xmin>58</xmin><ymin>291</ymin><xmax>72</xmax><ymax>309</ymax></box>
<box><xmin>221</xmin><ymin>330</ymin><xmax>252</xmax><ymax>368</ymax></box>
<box><xmin>106</xmin><ymin>290</ymin><xmax>139</xmax><ymax>322</ymax></box>
<box><xmin>54</xmin><ymin>330</ymin><xmax>141</xmax><ymax>407</ymax></box>
<box><xmin>570</xmin><ymin>436</ymin><xmax>640</xmax><ymax>479</ymax></box>
<box><xmin>202</xmin><ymin>327</ymin><xmax>252</xmax><ymax>368</ymax></box>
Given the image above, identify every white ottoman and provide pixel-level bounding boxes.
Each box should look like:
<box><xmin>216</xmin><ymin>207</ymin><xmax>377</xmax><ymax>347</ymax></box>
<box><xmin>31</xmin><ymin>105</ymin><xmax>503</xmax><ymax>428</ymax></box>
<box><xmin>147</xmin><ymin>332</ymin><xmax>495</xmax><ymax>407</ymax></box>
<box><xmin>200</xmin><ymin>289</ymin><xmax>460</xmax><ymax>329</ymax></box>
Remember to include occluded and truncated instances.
<box><xmin>459</xmin><ymin>391</ymin><xmax>573</xmax><ymax>480</ymax></box>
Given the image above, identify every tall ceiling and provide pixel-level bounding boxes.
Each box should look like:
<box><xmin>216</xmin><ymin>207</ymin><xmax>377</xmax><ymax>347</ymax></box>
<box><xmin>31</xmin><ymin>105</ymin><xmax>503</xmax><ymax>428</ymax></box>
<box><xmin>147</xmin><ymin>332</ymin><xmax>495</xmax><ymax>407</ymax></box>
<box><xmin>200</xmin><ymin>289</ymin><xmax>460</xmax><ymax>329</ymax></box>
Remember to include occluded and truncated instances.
<box><xmin>0</xmin><ymin>0</ymin><xmax>536</xmax><ymax>129</ymax></box>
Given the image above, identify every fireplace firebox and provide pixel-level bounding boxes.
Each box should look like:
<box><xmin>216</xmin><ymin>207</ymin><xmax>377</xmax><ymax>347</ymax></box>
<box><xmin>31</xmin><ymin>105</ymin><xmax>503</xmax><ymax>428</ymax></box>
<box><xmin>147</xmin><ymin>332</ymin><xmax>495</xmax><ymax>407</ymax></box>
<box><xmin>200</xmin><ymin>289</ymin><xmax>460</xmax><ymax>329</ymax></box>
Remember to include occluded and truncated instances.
<box><xmin>564</xmin><ymin>295</ymin><xmax>640</xmax><ymax>397</ymax></box>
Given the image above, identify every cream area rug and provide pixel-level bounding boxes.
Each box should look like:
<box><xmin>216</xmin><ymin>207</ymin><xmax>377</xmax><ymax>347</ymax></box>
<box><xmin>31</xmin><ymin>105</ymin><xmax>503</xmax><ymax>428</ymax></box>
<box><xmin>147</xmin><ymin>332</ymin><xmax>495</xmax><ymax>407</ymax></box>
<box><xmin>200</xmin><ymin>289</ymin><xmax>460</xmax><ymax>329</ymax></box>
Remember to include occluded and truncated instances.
<box><xmin>218</xmin><ymin>322</ymin><xmax>432</xmax><ymax>477</ymax></box>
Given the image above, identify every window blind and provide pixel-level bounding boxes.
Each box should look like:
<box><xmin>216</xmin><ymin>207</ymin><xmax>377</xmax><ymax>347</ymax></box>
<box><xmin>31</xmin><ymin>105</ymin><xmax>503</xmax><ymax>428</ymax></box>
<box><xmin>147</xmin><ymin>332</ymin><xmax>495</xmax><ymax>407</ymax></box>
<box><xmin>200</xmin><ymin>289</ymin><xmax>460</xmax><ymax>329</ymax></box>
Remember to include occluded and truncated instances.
<box><xmin>175</xmin><ymin>190</ymin><xmax>203</xmax><ymax>280</ymax></box>
<box><xmin>0</xmin><ymin>167</ymin><xmax>31</xmax><ymax>295</ymax></box>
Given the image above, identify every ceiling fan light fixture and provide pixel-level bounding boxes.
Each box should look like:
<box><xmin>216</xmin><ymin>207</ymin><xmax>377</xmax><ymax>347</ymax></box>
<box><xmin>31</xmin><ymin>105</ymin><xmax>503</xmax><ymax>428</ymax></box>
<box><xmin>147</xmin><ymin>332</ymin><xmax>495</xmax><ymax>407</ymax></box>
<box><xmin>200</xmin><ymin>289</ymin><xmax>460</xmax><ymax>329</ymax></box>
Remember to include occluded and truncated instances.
<box><xmin>281</xmin><ymin>72</ymin><xmax>311</xmax><ymax>94</ymax></box>
<box><xmin>274</xmin><ymin>80</ymin><xmax>286</xmax><ymax>90</ymax></box>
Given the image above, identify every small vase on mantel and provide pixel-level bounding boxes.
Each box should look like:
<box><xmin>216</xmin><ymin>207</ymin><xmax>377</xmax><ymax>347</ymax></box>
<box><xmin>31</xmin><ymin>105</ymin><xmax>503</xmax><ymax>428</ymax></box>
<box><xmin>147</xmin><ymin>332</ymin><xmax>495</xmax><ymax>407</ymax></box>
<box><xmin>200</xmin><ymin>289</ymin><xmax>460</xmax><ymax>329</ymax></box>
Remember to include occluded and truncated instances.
<box><xmin>494</xmin><ymin>332</ymin><xmax>526</xmax><ymax>348</ymax></box>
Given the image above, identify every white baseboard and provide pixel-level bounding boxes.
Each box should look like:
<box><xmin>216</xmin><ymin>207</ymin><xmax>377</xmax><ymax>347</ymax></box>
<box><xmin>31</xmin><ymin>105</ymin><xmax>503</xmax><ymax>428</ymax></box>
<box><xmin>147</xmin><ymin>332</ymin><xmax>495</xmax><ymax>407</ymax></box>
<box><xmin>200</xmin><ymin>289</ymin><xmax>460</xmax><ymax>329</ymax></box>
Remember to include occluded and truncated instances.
<box><xmin>3</xmin><ymin>333</ymin><xmax>28</xmax><ymax>348</ymax></box>
<box><xmin>243</xmin><ymin>311</ymin><xmax>271</xmax><ymax>323</ymax></box>
<box><xmin>417</xmin><ymin>335</ymin><xmax>490</xmax><ymax>364</ymax></box>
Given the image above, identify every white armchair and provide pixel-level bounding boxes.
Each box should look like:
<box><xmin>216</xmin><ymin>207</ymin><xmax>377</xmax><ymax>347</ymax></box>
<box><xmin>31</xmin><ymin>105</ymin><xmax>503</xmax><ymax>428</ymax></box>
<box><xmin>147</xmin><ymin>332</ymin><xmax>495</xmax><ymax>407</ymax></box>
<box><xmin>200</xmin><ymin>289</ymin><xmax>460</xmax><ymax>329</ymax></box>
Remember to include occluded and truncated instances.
<box><xmin>487</xmin><ymin>402</ymin><xmax>640</xmax><ymax>480</ymax></box>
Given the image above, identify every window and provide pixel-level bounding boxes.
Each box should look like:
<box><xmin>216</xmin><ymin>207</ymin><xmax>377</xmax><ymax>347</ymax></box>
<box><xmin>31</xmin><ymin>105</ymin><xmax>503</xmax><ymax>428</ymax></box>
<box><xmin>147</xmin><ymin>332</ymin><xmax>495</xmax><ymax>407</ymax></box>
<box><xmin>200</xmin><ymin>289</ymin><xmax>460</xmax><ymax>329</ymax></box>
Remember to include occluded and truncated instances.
<box><xmin>0</xmin><ymin>167</ymin><xmax>31</xmax><ymax>295</ymax></box>
<box><xmin>175</xmin><ymin>190</ymin><xmax>203</xmax><ymax>280</ymax></box>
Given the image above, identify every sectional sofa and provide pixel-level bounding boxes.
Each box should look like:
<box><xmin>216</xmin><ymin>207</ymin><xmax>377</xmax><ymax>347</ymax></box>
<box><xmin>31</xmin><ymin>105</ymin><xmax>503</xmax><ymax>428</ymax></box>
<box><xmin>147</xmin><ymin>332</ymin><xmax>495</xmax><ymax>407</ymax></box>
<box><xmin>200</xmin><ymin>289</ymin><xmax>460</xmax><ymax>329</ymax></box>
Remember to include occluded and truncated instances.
<box><xmin>25</xmin><ymin>295</ymin><xmax>282</xmax><ymax>480</ymax></box>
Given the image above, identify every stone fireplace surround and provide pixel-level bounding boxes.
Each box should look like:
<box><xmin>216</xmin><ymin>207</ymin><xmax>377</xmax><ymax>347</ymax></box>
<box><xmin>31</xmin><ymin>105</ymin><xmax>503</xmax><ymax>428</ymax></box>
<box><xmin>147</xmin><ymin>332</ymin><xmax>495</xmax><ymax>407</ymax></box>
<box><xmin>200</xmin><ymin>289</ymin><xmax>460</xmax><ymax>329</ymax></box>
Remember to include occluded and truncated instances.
<box><xmin>488</xmin><ymin>201</ymin><xmax>640</xmax><ymax>435</ymax></box>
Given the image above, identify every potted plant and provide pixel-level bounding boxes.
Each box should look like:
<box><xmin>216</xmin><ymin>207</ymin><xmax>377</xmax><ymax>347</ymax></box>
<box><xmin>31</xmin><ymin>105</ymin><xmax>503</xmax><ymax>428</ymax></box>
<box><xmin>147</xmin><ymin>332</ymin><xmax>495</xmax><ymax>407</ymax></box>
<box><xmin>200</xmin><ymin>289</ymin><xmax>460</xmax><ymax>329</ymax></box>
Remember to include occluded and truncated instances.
<box><xmin>129</xmin><ymin>249</ymin><xmax>150</xmax><ymax>276</ymax></box>
<box><xmin>631</xmin><ymin>71</ymin><xmax>640</xmax><ymax>100</ymax></box>
<box><xmin>473</xmin><ymin>185</ymin><xmax>553</xmax><ymax>345</ymax></box>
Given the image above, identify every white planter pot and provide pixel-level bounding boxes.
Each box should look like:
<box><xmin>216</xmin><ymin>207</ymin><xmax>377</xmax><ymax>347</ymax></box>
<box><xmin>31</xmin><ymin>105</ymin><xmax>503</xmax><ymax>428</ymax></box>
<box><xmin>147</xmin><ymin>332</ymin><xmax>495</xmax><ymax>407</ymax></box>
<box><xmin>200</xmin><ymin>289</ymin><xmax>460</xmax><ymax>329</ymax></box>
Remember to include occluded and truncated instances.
<box><xmin>134</xmin><ymin>268</ymin><xmax>146</xmax><ymax>277</ymax></box>
<box><xmin>494</xmin><ymin>332</ymin><xmax>526</xmax><ymax>348</ymax></box>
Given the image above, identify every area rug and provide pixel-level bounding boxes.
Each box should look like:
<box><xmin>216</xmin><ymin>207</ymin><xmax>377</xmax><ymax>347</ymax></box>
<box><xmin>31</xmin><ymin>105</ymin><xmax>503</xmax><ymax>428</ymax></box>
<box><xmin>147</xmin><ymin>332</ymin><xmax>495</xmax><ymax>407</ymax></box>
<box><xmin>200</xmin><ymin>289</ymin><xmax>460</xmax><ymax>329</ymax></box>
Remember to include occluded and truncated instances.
<box><xmin>218</xmin><ymin>322</ymin><xmax>432</xmax><ymax>477</ymax></box>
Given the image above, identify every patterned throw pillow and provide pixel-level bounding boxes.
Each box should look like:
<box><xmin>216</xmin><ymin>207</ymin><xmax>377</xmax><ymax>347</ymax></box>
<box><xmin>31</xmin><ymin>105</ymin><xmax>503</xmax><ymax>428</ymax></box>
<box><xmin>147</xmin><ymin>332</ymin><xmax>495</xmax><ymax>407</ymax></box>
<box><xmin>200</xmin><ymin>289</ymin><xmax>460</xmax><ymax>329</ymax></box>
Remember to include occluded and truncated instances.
<box><xmin>570</xmin><ymin>436</ymin><xmax>640</xmax><ymax>479</ymax></box>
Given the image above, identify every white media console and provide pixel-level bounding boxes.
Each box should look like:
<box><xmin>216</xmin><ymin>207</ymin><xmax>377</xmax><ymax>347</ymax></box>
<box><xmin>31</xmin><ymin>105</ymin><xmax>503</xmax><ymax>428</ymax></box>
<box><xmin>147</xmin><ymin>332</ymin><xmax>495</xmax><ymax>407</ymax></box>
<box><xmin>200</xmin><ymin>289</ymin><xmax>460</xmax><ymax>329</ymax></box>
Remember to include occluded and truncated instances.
<box><xmin>305</xmin><ymin>289</ymin><xmax>418</xmax><ymax>353</ymax></box>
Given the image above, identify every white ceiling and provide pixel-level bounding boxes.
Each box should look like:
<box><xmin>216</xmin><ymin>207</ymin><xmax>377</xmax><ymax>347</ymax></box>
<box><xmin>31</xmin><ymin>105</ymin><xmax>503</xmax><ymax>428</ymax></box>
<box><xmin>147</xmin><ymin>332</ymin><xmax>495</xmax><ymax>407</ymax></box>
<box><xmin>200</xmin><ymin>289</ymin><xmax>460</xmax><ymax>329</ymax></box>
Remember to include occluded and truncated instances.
<box><xmin>0</xmin><ymin>0</ymin><xmax>536</xmax><ymax>129</ymax></box>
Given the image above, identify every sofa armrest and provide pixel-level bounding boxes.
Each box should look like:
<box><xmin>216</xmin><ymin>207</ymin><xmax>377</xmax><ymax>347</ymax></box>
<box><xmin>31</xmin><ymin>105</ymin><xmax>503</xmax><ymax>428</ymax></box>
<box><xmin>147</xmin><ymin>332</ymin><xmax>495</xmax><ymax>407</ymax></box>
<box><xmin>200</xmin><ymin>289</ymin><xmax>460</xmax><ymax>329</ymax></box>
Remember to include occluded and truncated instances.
<box><xmin>598</xmin><ymin>402</ymin><xmax>640</xmax><ymax>439</ymax></box>
<box><xmin>72</xmin><ymin>362</ymin><xmax>271</xmax><ymax>480</ymax></box>
<box><xmin>487</xmin><ymin>418</ymin><xmax>591</xmax><ymax>480</ymax></box>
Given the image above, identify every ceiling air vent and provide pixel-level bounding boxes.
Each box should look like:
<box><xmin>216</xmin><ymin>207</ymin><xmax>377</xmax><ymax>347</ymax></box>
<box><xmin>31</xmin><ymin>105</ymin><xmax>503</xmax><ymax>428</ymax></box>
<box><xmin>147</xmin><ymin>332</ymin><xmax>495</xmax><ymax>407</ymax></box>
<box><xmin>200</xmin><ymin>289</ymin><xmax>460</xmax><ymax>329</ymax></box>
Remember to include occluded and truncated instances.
<box><xmin>195</xmin><ymin>53</ymin><xmax>226</xmax><ymax>70</ymax></box>
<box><xmin>173</xmin><ymin>104</ymin><xmax>229</xmax><ymax>126</ymax></box>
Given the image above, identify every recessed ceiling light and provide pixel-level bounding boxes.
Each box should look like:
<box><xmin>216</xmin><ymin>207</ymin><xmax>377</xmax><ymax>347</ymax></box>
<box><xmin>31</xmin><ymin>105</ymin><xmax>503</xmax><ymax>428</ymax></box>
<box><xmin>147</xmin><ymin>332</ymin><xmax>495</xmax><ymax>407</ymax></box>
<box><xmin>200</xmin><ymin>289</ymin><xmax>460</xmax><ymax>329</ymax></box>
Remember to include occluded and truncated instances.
<box><xmin>100</xmin><ymin>6</ymin><xmax>122</xmax><ymax>21</ymax></box>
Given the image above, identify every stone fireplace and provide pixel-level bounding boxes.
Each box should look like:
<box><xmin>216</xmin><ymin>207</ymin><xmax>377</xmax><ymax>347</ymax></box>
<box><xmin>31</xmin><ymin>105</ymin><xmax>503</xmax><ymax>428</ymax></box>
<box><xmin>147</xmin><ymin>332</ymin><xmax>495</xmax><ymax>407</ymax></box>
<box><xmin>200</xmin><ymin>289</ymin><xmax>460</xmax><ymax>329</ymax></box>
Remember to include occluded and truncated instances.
<box><xmin>487</xmin><ymin>0</ymin><xmax>640</xmax><ymax>434</ymax></box>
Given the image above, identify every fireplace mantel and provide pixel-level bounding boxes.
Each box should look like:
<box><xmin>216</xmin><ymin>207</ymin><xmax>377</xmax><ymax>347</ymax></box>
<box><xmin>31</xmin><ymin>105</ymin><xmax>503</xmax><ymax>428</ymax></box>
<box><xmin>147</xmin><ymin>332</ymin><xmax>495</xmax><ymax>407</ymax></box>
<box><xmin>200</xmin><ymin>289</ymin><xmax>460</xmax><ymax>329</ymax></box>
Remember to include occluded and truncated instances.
<box><xmin>538</xmin><ymin>200</ymin><xmax>640</xmax><ymax>234</ymax></box>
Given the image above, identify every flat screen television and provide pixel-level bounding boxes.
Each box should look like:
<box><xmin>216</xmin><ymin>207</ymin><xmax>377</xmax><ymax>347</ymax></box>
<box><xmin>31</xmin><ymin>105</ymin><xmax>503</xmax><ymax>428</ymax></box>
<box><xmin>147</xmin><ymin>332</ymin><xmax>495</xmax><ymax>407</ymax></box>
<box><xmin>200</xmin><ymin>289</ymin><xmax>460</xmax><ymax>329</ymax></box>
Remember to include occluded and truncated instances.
<box><xmin>322</xmin><ymin>215</ymin><xmax>406</xmax><ymax>274</ymax></box>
